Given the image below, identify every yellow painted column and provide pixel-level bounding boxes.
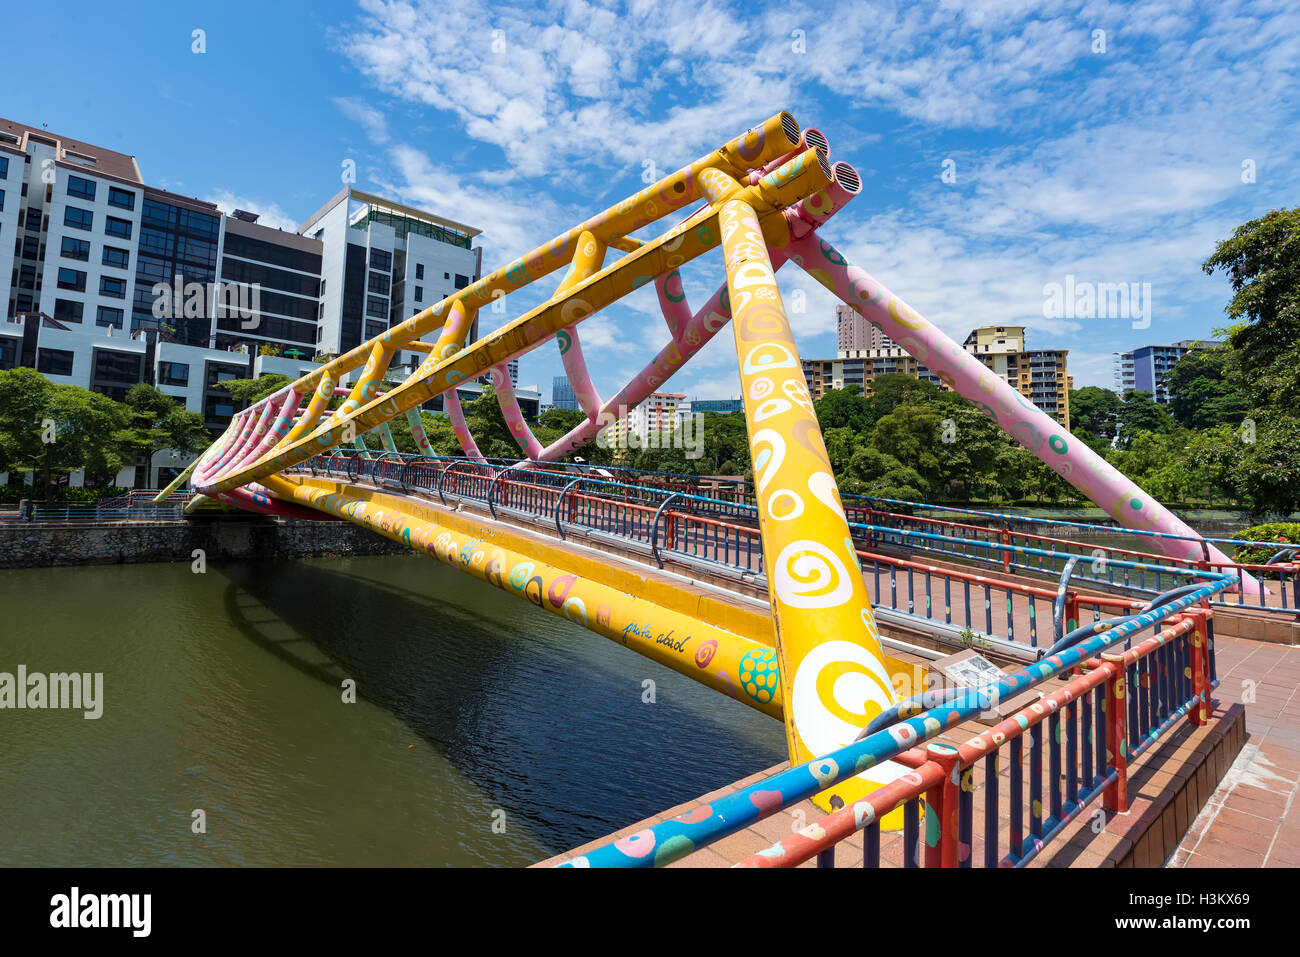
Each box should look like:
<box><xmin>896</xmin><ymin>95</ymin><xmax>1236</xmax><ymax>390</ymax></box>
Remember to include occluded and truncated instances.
<box><xmin>714</xmin><ymin>192</ymin><xmax>903</xmax><ymax>815</ymax></box>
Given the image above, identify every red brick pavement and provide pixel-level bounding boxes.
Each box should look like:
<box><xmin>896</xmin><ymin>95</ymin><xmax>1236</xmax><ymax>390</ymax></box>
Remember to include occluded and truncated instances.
<box><xmin>1169</xmin><ymin>636</ymin><xmax>1300</xmax><ymax>868</ymax></box>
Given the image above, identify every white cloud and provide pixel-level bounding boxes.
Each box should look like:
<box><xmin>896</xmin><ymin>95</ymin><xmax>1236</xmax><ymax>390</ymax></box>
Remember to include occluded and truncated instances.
<box><xmin>204</xmin><ymin>190</ymin><xmax>301</xmax><ymax>232</ymax></box>
<box><xmin>331</xmin><ymin>0</ymin><xmax>1300</xmax><ymax>400</ymax></box>
<box><xmin>331</xmin><ymin>96</ymin><xmax>390</xmax><ymax>143</ymax></box>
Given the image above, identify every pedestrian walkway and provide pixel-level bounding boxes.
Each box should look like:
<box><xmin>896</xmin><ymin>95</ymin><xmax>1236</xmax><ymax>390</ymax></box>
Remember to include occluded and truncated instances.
<box><xmin>1170</xmin><ymin>636</ymin><xmax>1300</xmax><ymax>867</ymax></box>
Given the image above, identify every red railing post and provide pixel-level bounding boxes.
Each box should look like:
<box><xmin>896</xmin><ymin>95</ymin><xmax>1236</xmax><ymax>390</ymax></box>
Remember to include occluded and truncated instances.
<box><xmin>665</xmin><ymin>511</ymin><xmax>676</xmax><ymax>550</ymax></box>
<box><xmin>1064</xmin><ymin>592</ymin><xmax>1080</xmax><ymax>635</ymax></box>
<box><xmin>1102</xmin><ymin>652</ymin><xmax>1128</xmax><ymax>813</ymax></box>
<box><xmin>1000</xmin><ymin>527</ymin><xmax>1012</xmax><ymax>575</ymax></box>
<box><xmin>923</xmin><ymin>743</ymin><xmax>961</xmax><ymax>868</ymax></box>
<box><xmin>1188</xmin><ymin>609</ymin><xmax>1210</xmax><ymax>728</ymax></box>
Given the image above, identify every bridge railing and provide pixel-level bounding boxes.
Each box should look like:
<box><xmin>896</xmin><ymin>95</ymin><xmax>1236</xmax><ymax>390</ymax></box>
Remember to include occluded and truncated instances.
<box><xmin>12</xmin><ymin>489</ymin><xmax>193</xmax><ymax>524</ymax></box>
<box><xmin>734</xmin><ymin>607</ymin><xmax>1216</xmax><ymax>868</ymax></box>
<box><xmin>341</xmin><ymin>455</ymin><xmax>1299</xmax><ymax>617</ymax></box>
<box><xmin>556</xmin><ymin>577</ymin><xmax>1230</xmax><ymax>867</ymax></box>
<box><xmin>294</xmin><ymin>454</ymin><xmax>1230</xmax><ymax>658</ymax></box>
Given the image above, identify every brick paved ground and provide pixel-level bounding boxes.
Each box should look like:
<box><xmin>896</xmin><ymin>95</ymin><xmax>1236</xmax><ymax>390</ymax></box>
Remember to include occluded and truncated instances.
<box><xmin>1169</xmin><ymin>636</ymin><xmax>1300</xmax><ymax>868</ymax></box>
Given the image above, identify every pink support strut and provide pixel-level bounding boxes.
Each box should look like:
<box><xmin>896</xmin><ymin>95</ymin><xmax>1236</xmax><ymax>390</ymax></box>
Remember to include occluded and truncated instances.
<box><xmin>445</xmin><ymin>386</ymin><xmax>486</xmax><ymax>462</ymax></box>
<box><xmin>784</xmin><ymin>230</ymin><xmax>1259</xmax><ymax>595</ymax></box>
<box><xmin>491</xmin><ymin>365</ymin><xmax>543</xmax><ymax>459</ymax></box>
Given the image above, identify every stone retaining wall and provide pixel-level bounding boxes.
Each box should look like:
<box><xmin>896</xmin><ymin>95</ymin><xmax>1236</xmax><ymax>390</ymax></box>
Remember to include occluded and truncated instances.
<box><xmin>0</xmin><ymin>518</ymin><xmax>408</xmax><ymax>569</ymax></box>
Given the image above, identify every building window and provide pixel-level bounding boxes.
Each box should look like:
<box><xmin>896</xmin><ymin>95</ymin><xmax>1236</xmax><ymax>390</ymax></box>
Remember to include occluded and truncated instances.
<box><xmin>57</xmin><ymin>267</ymin><xmax>87</xmax><ymax>291</ymax></box>
<box><xmin>61</xmin><ymin>237</ymin><xmax>91</xmax><ymax>261</ymax></box>
<box><xmin>369</xmin><ymin>249</ymin><xmax>392</xmax><ymax>272</ymax></box>
<box><xmin>37</xmin><ymin>348</ymin><xmax>75</xmax><ymax>376</ymax></box>
<box><xmin>414</xmin><ymin>285</ymin><xmax>423</xmax><ymax>302</ymax></box>
<box><xmin>21</xmin><ymin>235</ymin><xmax>40</xmax><ymax>261</ymax></box>
<box><xmin>415</xmin><ymin>263</ymin><xmax>424</xmax><ymax>280</ymax></box>
<box><xmin>0</xmin><ymin>188</ymin><xmax>4</xmax><ymax>211</ymax></box>
<box><xmin>67</xmin><ymin>175</ymin><xmax>97</xmax><ymax>200</ymax></box>
<box><xmin>54</xmin><ymin>299</ymin><xmax>84</xmax><ymax>323</ymax></box>
<box><xmin>454</xmin><ymin>274</ymin><xmax>469</xmax><ymax>289</ymax></box>
<box><xmin>366</xmin><ymin>296</ymin><xmax>387</xmax><ymax>318</ymax></box>
<box><xmin>102</xmin><ymin>246</ymin><xmax>130</xmax><ymax>269</ymax></box>
<box><xmin>96</xmin><ymin>306</ymin><xmax>124</xmax><ymax>328</ymax></box>
<box><xmin>64</xmin><ymin>206</ymin><xmax>94</xmax><ymax>231</ymax></box>
<box><xmin>99</xmin><ymin>276</ymin><xmax>127</xmax><ymax>299</ymax></box>
<box><xmin>0</xmin><ymin>156</ymin><xmax>7</xmax><ymax>177</ymax></box>
<box><xmin>444</xmin><ymin>272</ymin><xmax>449</xmax><ymax>280</ymax></box>
<box><xmin>107</xmin><ymin>187</ymin><xmax>136</xmax><ymax>210</ymax></box>
<box><xmin>158</xmin><ymin>361</ymin><xmax>189</xmax><ymax>385</ymax></box>
<box><xmin>105</xmin><ymin>216</ymin><xmax>132</xmax><ymax>239</ymax></box>
<box><xmin>368</xmin><ymin>271</ymin><xmax>390</xmax><ymax>295</ymax></box>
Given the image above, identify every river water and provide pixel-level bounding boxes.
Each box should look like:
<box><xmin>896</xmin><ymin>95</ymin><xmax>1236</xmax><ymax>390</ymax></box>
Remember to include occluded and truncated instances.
<box><xmin>0</xmin><ymin>555</ymin><xmax>785</xmax><ymax>867</ymax></box>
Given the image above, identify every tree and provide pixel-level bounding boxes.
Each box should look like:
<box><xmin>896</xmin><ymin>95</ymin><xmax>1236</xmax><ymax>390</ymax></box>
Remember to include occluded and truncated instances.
<box><xmin>842</xmin><ymin>445</ymin><xmax>926</xmax><ymax>501</ymax></box>
<box><xmin>870</xmin><ymin>404</ymin><xmax>944</xmax><ymax>492</ymax></box>
<box><xmin>815</xmin><ymin>386</ymin><xmax>873</xmax><ymax>434</ymax></box>
<box><xmin>0</xmin><ymin>368</ymin><xmax>130</xmax><ymax>501</ymax></box>
<box><xmin>118</xmin><ymin>384</ymin><xmax>210</xmax><ymax>487</ymax></box>
<box><xmin>1070</xmin><ymin>386</ymin><xmax>1122</xmax><ymax>442</ymax></box>
<box><xmin>1233</xmin><ymin>413</ymin><xmax>1300</xmax><ymax>517</ymax></box>
<box><xmin>216</xmin><ymin>373</ymin><xmax>292</xmax><ymax>405</ymax></box>
<box><xmin>1202</xmin><ymin>207</ymin><xmax>1300</xmax><ymax>412</ymax></box>
<box><xmin>1115</xmin><ymin>390</ymin><xmax>1173</xmax><ymax>443</ymax></box>
<box><xmin>930</xmin><ymin>403</ymin><xmax>1007</xmax><ymax>500</ymax></box>
<box><xmin>1164</xmin><ymin>347</ymin><xmax>1249</xmax><ymax>430</ymax></box>
<box><xmin>866</xmin><ymin>373</ymin><xmax>943</xmax><ymax>420</ymax></box>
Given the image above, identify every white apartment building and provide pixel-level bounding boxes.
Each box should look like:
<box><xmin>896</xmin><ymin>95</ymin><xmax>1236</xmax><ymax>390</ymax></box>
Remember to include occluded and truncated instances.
<box><xmin>0</xmin><ymin>118</ymin><xmax>503</xmax><ymax>486</ymax></box>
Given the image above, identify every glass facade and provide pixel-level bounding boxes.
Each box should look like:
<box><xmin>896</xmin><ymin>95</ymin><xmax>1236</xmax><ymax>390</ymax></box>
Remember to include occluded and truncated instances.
<box><xmin>131</xmin><ymin>197</ymin><xmax>220</xmax><ymax>344</ymax></box>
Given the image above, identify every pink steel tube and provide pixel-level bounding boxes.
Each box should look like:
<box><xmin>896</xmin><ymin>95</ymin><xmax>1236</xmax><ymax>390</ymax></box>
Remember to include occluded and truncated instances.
<box><xmin>785</xmin><ymin>231</ymin><xmax>1258</xmax><ymax>594</ymax></box>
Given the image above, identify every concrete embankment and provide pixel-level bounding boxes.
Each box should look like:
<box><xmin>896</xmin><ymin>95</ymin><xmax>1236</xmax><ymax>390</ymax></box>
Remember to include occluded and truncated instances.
<box><xmin>0</xmin><ymin>518</ymin><xmax>408</xmax><ymax>569</ymax></box>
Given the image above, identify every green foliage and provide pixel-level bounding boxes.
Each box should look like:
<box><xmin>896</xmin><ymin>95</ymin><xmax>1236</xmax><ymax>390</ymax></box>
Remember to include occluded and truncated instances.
<box><xmin>1070</xmin><ymin>386</ymin><xmax>1122</xmax><ymax>442</ymax></box>
<box><xmin>215</xmin><ymin>373</ymin><xmax>292</xmax><ymax>405</ymax></box>
<box><xmin>119</xmin><ymin>383</ymin><xmax>209</xmax><ymax>469</ymax></box>
<box><xmin>1116</xmin><ymin>390</ymin><xmax>1174</xmax><ymax>442</ymax></box>
<box><xmin>1232</xmin><ymin>522</ymin><xmax>1300</xmax><ymax>565</ymax></box>
<box><xmin>1202</xmin><ymin>207</ymin><xmax>1300</xmax><ymax>412</ymax></box>
<box><xmin>0</xmin><ymin>368</ymin><xmax>132</xmax><ymax>500</ymax></box>
<box><xmin>1164</xmin><ymin>347</ymin><xmax>1249</xmax><ymax>430</ymax></box>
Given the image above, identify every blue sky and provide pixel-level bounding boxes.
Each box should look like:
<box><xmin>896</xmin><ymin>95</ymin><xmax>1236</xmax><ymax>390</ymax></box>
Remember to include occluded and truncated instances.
<box><xmin>8</xmin><ymin>0</ymin><xmax>1298</xmax><ymax>402</ymax></box>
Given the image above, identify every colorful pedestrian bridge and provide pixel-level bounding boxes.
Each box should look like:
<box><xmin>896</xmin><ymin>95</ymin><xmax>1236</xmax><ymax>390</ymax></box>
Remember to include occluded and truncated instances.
<box><xmin>157</xmin><ymin>112</ymin><xmax>1297</xmax><ymax>867</ymax></box>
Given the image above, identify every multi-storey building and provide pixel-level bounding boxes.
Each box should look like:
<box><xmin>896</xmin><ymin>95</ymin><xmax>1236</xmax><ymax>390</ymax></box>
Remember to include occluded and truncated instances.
<box><xmin>960</xmin><ymin>326</ymin><xmax>1071</xmax><ymax>426</ymax></box>
<box><xmin>800</xmin><ymin>324</ymin><xmax>1072</xmax><ymax>426</ymax></box>
<box><xmin>1112</xmin><ymin>340</ymin><xmax>1222</xmax><ymax>404</ymax></box>
<box><xmin>0</xmin><ymin>117</ymin><xmax>518</xmax><ymax>486</ymax></box>
<box><xmin>690</xmin><ymin>397</ymin><xmax>743</xmax><ymax>413</ymax></box>
<box><xmin>552</xmin><ymin>375</ymin><xmax>579</xmax><ymax>411</ymax></box>
<box><xmin>836</xmin><ymin>303</ymin><xmax>892</xmax><ymax>352</ymax></box>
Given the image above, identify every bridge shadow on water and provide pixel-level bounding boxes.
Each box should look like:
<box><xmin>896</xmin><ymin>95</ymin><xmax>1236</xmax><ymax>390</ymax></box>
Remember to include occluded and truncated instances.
<box><xmin>213</xmin><ymin>557</ymin><xmax>784</xmax><ymax>858</ymax></box>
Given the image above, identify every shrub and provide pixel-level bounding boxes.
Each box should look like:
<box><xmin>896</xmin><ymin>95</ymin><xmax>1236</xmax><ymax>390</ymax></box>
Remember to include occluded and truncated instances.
<box><xmin>1232</xmin><ymin>522</ymin><xmax>1300</xmax><ymax>564</ymax></box>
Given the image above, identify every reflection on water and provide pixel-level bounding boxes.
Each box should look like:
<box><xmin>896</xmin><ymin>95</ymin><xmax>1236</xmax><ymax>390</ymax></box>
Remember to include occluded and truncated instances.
<box><xmin>0</xmin><ymin>555</ymin><xmax>784</xmax><ymax>866</ymax></box>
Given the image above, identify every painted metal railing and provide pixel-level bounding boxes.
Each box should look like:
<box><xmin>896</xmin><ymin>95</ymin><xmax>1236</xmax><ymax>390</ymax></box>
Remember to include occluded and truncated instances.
<box><xmin>734</xmin><ymin>608</ymin><xmax>1216</xmax><ymax>868</ymax></box>
<box><xmin>297</xmin><ymin>452</ymin><xmax>1297</xmax><ymax>619</ymax></box>
<box><xmin>557</xmin><ymin>578</ymin><xmax>1229</xmax><ymax>867</ymax></box>
<box><xmin>290</xmin><ymin>453</ymin><xmax>1227</xmax><ymax>658</ymax></box>
<box><xmin>14</xmin><ymin>489</ymin><xmax>194</xmax><ymax>524</ymax></box>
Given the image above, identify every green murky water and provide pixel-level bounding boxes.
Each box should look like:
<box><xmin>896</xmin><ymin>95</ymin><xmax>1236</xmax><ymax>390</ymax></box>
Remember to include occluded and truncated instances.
<box><xmin>0</xmin><ymin>556</ymin><xmax>784</xmax><ymax>866</ymax></box>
